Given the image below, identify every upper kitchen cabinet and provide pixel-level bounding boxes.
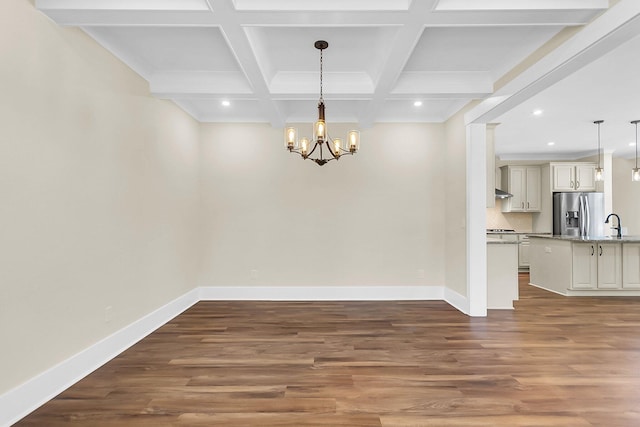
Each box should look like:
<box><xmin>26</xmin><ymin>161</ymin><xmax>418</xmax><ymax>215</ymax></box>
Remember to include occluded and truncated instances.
<box><xmin>500</xmin><ymin>166</ymin><xmax>541</xmax><ymax>212</ymax></box>
<box><xmin>551</xmin><ymin>163</ymin><xmax>596</xmax><ymax>192</ymax></box>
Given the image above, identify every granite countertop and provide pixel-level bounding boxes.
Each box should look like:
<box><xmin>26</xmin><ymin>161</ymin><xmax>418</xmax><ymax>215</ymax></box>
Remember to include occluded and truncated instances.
<box><xmin>486</xmin><ymin>231</ymin><xmax>552</xmax><ymax>236</ymax></box>
<box><xmin>528</xmin><ymin>235</ymin><xmax>640</xmax><ymax>243</ymax></box>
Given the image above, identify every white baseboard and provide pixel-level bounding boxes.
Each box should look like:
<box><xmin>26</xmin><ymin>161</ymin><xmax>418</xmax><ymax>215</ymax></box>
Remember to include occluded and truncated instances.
<box><xmin>444</xmin><ymin>287</ymin><xmax>469</xmax><ymax>315</ymax></box>
<box><xmin>0</xmin><ymin>289</ymin><xmax>200</xmax><ymax>427</ymax></box>
<box><xmin>1</xmin><ymin>283</ymin><xmax>461</xmax><ymax>426</ymax></box>
<box><xmin>198</xmin><ymin>285</ymin><xmax>445</xmax><ymax>301</ymax></box>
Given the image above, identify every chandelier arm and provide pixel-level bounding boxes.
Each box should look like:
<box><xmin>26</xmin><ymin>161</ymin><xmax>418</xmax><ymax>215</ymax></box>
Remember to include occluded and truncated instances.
<box><xmin>306</xmin><ymin>141</ymin><xmax>320</xmax><ymax>158</ymax></box>
<box><xmin>324</xmin><ymin>140</ymin><xmax>339</xmax><ymax>160</ymax></box>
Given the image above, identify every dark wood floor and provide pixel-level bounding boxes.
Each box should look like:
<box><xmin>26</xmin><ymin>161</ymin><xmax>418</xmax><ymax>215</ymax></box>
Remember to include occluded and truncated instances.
<box><xmin>17</xmin><ymin>274</ymin><xmax>640</xmax><ymax>426</ymax></box>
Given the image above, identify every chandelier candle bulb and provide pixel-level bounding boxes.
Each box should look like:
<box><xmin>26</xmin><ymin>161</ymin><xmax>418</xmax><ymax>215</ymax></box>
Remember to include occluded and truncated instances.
<box><xmin>300</xmin><ymin>137</ymin><xmax>309</xmax><ymax>157</ymax></box>
<box><xmin>285</xmin><ymin>127</ymin><xmax>297</xmax><ymax>150</ymax></box>
<box><xmin>334</xmin><ymin>138</ymin><xmax>342</xmax><ymax>157</ymax></box>
<box><xmin>348</xmin><ymin>130</ymin><xmax>360</xmax><ymax>152</ymax></box>
<box><xmin>314</xmin><ymin>120</ymin><xmax>326</xmax><ymax>142</ymax></box>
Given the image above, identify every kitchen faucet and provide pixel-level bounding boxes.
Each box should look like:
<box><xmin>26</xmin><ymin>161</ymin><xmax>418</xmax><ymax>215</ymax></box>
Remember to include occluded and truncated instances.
<box><xmin>605</xmin><ymin>213</ymin><xmax>622</xmax><ymax>238</ymax></box>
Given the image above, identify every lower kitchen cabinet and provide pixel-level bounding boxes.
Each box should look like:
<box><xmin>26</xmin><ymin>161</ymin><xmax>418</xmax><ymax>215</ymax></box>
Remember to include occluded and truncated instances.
<box><xmin>572</xmin><ymin>242</ymin><xmax>621</xmax><ymax>289</ymax></box>
<box><xmin>518</xmin><ymin>236</ymin><xmax>530</xmax><ymax>270</ymax></box>
<box><xmin>622</xmin><ymin>243</ymin><xmax>640</xmax><ymax>288</ymax></box>
<box><xmin>529</xmin><ymin>237</ymin><xmax>640</xmax><ymax>296</ymax></box>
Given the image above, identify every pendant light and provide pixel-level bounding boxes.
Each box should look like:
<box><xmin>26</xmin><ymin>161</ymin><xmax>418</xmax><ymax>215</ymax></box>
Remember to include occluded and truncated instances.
<box><xmin>632</xmin><ymin>120</ymin><xmax>640</xmax><ymax>181</ymax></box>
<box><xmin>594</xmin><ymin>120</ymin><xmax>604</xmax><ymax>182</ymax></box>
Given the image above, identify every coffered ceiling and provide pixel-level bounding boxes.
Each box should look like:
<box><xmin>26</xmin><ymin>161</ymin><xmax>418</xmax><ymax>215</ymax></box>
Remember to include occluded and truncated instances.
<box><xmin>36</xmin><ymin>0</ymin><xmax>609</xmax><ymax>130</ymax></box>
<box><xmin>38</xmin><ymin>1</ymin><xmax>640</xmax><ymax>159</ymax></box>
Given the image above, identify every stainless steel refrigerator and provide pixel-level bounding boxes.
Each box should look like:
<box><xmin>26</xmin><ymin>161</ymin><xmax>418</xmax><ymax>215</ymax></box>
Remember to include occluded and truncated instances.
<box><xmin>553</xmin><ymin>192</ymin><xmax>605</xmax><ymax>237</ymax></box>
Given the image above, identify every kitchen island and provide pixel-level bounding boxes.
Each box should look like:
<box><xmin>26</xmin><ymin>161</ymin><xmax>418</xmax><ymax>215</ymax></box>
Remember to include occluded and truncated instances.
<box><xmin>529</xmin><ymin>235</ymin><xmax>640</xmax><ymax>296</ymax></box>
<box><xmin>487</xmin><ymin>237</ymin><xmax>519</xmax><ymax>309</ymax></box>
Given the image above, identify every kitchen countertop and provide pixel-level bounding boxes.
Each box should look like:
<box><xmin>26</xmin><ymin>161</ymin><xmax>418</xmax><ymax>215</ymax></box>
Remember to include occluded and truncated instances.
<box><xmin>487</xmin><ymin>231</ymin><xmax>529</xmax><ymax>235</ymax></box>
<box><xmin>486</xmin><ymin>231</ymin><xmax>552</xmax><ymax>236</ymax></box>
<box><xmin>528</xmin><ymin>235</ymin><xmax>640</xmax><ymax>243</ymax></box>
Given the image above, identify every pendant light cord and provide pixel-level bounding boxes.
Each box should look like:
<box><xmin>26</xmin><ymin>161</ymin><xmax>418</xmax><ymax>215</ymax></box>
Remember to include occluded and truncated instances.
<box><xmin>319</xmin><ymin>47</ymin><xmax>324</xmax><ymax>103</ymax></box>
<box><xmin>634</xmin><ymin>121</ymin><xmax>638</xmax><ymax>169</ymax></box>
<box><xmin>594</xmin><ymin>120</ymin><xmax>603</xmax><ymax>169</ymax></box>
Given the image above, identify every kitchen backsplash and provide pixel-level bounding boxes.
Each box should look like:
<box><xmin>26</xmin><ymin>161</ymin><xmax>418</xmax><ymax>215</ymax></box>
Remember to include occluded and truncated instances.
<box><xmin>486</xmin><ymin>199</ymin><xmax>533</xmax><ymax>232</ymax></box>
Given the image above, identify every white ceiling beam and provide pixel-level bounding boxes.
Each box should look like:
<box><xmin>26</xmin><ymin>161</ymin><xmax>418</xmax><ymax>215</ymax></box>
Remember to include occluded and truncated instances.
<box><xmin>36</xmin><ymin>2</ymin><xmax>603</xmax><ymax>27</ymax></box>
<box><xmin>359</xmin><ymin>1</ymin><xmax>438</xmax><ymax>128</ymax></box>
<box><xmin>35</xmin><ymin>0</ymin><xmax>210</xmax><ymax>11</ymax></box>
<box><xmin>466</xmin><ymin>0</ymin><xmax>640</xmax><ymax>125</ymax></box>
<box><xmin>434</xmin><ymin>0</ymin><xmax>608</xmax><ymax>11</ymax></box>
<box><xmin>212</xmin><ymin>0</ymin><xmax>284</xmax><ymax>127</ymax></box>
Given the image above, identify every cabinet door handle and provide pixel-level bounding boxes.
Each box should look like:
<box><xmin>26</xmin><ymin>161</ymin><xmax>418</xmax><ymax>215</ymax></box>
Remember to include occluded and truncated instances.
<box><xmin>576</xmin><ymin>181</ymin><xmax>580</xmax><ymax>189</ymax></box>
<box><xmin>599</xmin><ymin>245</ymin><xmax>603</xmax><ymax>256</ymax></box>
<box><xmin>591</xmin><ymin>245</ymin><xmax>594</xmax><ymax>256</ymax></box>
<box><xmin>527</xmin><ymin>202</ymin><xmax>530</xmax><ymax>209</ymax></box>
<box><xmin>521</xmin><ymin>202</ymin><xmax>525</xmax><ymax>208</ymax></box>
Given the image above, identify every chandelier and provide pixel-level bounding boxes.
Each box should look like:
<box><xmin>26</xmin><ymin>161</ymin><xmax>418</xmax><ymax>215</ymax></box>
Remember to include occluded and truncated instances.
<box><xmin>284</xmin><ymin>40</ymin><xmax>360</xmax><ymax>166</ymax></box>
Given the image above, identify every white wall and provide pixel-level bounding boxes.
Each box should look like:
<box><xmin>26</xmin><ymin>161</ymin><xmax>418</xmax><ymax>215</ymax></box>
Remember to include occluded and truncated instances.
<box><xmin>198</xmin><ymin>123</ymin><xmax>447</xmax><ymax>287</ymax></box>
<box><xmin>0</xmin><ymin>0</ymin><xmax>201</xmax><ymax>394</ymax></box>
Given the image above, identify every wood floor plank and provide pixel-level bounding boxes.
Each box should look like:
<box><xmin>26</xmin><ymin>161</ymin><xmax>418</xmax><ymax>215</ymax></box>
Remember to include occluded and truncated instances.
<box><xmin>16</xmin><ymin>274</ymin><xmax>640</xmax><ymax>426</ymax></box>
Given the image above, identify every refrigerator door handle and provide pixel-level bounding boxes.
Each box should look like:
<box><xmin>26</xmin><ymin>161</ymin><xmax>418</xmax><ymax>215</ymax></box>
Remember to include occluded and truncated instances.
<box><xmin>585</xmin><ymin>196</ymin><xmax>590</xmax><ymax>237</ymax></box>
<box><xmin>578</xmin><ymin>196</ymin><xmax>585</xmax><ymax>236</ymax></box>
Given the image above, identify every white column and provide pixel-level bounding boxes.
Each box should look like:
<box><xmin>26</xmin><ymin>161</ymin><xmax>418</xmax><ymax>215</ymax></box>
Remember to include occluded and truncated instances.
<box><xmin>467</xmin><ymin>123</ymin><xmax>487</xmax><ymax>316</ymax></box>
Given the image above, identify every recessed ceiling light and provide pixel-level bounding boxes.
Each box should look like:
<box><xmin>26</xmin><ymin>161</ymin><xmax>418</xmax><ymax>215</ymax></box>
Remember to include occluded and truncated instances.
<box><xmin>547</xmin><ymin>141</ymin><xmax>555</xmax><ymax>146</ymax></box>
<box><xmin>413</xmin><ymin>101</ymin><xmax>423</xmax><ymax>107</ymax></box>
<box><xmin>630</xmin><ymin>142</ymin><xmax>636</xmax><ymax>146</ymax></box>
<box><xmin>221</xmin><ymin>100</ymin><xmax>231</xmax><ymax>107</ymax></box>
<box><xmin>533</xmin><ymin>109</ymin><xmax>543</xmax><ymax>116</ymax></box>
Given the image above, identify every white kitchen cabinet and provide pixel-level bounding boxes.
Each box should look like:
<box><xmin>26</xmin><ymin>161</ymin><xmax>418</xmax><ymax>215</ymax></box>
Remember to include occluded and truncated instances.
<box><xmin>622</xmin><ymin>243</ymin><xmax>640</xmax><ymax>288</ymax></box>
<box><xmin>572</xmin><ymin>242</ymin><xmax>621</xmax><ymax>289</ymax></box>
<box><xmin>572</xmin><ymin>243</ymin><xmax>597</xmax><ymax>289</ymax></box>
<box><xmin>551</xmin><ymin>163</ymin><xmax>596</xmax><ymax>192</ymax></box>
<box><xmin>500</xmin><ymin>166</ymin><xmax>541</xmax><ymax>212</ymax></box>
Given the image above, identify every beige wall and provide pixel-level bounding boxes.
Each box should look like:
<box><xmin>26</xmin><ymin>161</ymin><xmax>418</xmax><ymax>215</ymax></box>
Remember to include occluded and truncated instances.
<box><xmin>0</xmin><ymin>0</ymin><xmax>201</xmax><ymax>394</ymax></box>
<box><xmin>612</xmin><ymin>157</ymin><xmax>640</xmax><ymax>235</ymax></box>
<box><xmin>486</xmin><ymin>199</ymin><xmax>533</xmax><ymax>232</ymax></box>
<box><xmin>444</xmin><ymin>107</ymin><xmax>469</xmax><ymax>296</ymax></box>
<box><xmin>198</xmin><ymin>123</ymin><xmax>447</xmax><ymax>287</ymax></box>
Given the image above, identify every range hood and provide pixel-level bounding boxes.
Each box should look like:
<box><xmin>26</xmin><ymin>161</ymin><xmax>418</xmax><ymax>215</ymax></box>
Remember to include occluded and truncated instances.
<box><xmin>495</xmin><ymin>188</ymin><xmax>513</xmax><ymax>199</ymax></box>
